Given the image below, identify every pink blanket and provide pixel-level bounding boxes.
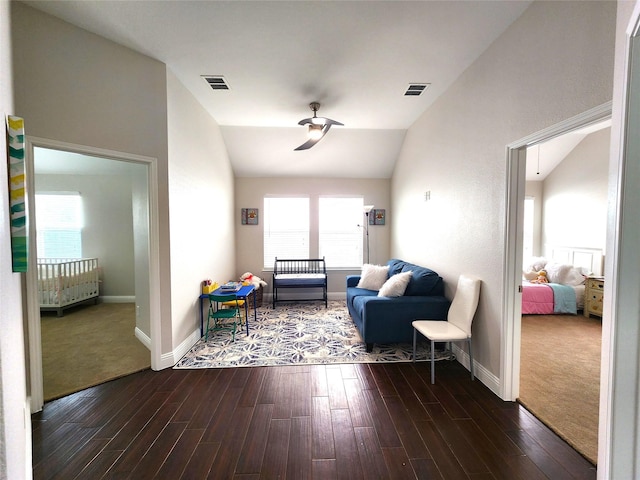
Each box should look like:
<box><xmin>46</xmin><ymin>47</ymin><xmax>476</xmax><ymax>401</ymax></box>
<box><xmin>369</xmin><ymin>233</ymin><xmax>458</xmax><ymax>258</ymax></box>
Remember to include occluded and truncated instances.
<box><xmin>522</xmin><ymin>282</ymin><xmax>554</xmax><ymax>314</ymax></box>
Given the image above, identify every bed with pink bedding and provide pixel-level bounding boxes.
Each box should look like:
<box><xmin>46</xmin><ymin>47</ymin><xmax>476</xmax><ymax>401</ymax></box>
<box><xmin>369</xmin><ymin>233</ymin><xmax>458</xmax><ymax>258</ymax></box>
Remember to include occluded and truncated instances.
<box><xmin>521</xmin><ymin>259</ymin><xmax>589</xmax><ymax>315</ymax></box>
<box><xmin>521</xmin><ymin>281</ymin><xmax>585</xmax><ymax>315</ymax></box>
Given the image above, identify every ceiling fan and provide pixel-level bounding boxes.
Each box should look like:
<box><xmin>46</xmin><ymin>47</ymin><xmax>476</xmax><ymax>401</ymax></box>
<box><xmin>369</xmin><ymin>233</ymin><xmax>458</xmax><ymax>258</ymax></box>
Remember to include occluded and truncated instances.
<box><xmin>294</xmin><ymin>102</ymin><xmax>344</xmax><ymax>151</ymax></box>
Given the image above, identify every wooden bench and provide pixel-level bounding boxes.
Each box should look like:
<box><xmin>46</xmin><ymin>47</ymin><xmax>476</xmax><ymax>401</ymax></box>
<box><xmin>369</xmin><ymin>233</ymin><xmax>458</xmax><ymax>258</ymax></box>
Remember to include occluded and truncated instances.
<box><xmin>272</xmin><ymin>257</ymin><xmax>328</xmax><ymax>308</ymax></box>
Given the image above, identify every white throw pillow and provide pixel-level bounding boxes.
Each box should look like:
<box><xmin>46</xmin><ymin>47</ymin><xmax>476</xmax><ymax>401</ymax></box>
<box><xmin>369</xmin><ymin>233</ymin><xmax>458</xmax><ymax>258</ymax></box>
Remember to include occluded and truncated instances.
<box><xmin>544</xmin><ymin>262</ymin><xmax>586</xmax><ymax>286</ymax></box>
<box><xmin>525</xmin><ymin>257</ymin><xmax>548</xmax><ymax>273</ymax></box>
<box><xmin>357</xmin><ymin>264</ymin><xmax>389</xmax><ymax>290</ymax></box>
<box><xmin>378</xmin><ymin>271</ymin><xmax>412</xmax><ymax>297</ymax></box>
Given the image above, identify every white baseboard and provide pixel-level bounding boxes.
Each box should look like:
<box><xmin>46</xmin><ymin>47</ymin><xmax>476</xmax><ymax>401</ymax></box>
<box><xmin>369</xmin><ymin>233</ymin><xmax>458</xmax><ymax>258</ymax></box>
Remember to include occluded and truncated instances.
<box><xmin>452</xmin><ymin>344</ymin><xmax>501</xmax><ymax>397</ymax></box>
<box><xmin>134</xmin><ymin>327</ymin><xmax>151</xmax><ymax>350</ymax></box>
<box><xmin>160</xmin><ymin>328</ymin><xmax>201</xmax><ymax>369</ymax></box>
<box><xmin>100</xmin><ymin>295</ymin><xmax>136</xmax><ymax>304</ymax></box>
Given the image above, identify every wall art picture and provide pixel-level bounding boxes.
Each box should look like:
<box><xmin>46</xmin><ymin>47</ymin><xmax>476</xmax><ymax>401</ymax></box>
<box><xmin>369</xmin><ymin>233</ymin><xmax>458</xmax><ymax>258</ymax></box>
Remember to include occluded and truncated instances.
<box><xmin>6</xmin><ymin>115</ymin><xmax>28</xmax><ymax>272</ymax></box>
<box><xmin>369</xmin><ymin>208</ymin><xmax>385</xmax><ymax>225</ymax></box>
<box><xmin>241</xmin><ymin>208</ymin><xmax>259</xmax><ymax>225</ymax></box>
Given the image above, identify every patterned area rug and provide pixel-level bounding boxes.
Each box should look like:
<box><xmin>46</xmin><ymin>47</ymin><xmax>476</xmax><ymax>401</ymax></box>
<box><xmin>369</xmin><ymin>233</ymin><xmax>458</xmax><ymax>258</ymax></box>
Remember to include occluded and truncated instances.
<box><xmin>175</xmin><ymin>301</ymin><xmax>451</xmax><ymax>369</ymax></box>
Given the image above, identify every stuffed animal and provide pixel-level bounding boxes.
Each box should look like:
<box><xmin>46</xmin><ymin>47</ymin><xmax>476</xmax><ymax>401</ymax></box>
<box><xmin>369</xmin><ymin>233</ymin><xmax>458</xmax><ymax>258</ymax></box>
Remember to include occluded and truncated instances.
<box><xmin>531</xmin><ymin>270</ymin><xmax>548</xmax><ymax>284</ymax></box>
<box><xmin>240</xmin><ymin>272</ymin><xmax>268</xmax><ymax>288</ymax></box>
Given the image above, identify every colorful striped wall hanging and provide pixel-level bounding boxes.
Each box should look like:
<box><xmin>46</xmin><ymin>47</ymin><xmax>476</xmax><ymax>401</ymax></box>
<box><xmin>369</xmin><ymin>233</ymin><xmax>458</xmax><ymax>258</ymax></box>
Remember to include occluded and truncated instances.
<box><xmin>6</xmin><ymin>115</ymin><xmax>28</xmax><ymax>272</ymax></box>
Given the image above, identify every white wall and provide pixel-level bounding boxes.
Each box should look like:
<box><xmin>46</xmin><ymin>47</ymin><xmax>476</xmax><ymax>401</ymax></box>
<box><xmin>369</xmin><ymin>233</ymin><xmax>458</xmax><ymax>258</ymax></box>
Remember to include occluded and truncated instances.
<box><xmin>12</xmin><ymin>1</ymin><xmax>240</xmax><ymax>366</ymax></box>
<box><xmin>166</xmin><ymin>69</ymin><xmax>236</xmax><ymax>348</ymax></box>
<box><xmin>542</xmin><ymin>128</ymin><xmax>610</xmax><ymax>255</ymax></box>
<box><xmin>11</xmin><ymin>3</ymin><xmax>174</xmax><ymax>353</ymax></box>
<box><xmin>0</xmin><ymin>1</ymin><xmax>30</xmax><ymax>478</ymax></box>
<box><xmin>234</xmin><ymin>177</ymin><xmax>391</xmax><ymax>296</ymax></box>
<box><xmin>391</xmin><ymin>1</ymin><xmax>615</xmax><ymax>383</ymax></box>
<box><xmin>34</xmin><ymin>172</ymin><xmax>137</xmax><ymax>297</ymax></box>
<box><xmin>525</xmin><ymin>181</ymin><xmax>543</xmax><ymax>256</ymax></box>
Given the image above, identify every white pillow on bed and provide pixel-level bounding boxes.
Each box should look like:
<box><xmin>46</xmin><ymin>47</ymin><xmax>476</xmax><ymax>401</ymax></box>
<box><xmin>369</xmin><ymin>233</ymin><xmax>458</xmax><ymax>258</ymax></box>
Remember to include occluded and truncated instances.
<box><xmin>525</xmin><ymin>257</ymin><xmax>548</xmax><ymax>273</ymax></box>
<box><xmin>357</xmin><ymin>264</ymin><xmax>389</xmax><ymax>290</ymax></box>
<box><xmin>378</xmin><ymin>271</ymin><xmax>412</xmax><ymax>297</ymax></box>
<box><xmin>544</xmin><ymin>262</ymin><xmax>586</xmax><ymax>286</ymax></box>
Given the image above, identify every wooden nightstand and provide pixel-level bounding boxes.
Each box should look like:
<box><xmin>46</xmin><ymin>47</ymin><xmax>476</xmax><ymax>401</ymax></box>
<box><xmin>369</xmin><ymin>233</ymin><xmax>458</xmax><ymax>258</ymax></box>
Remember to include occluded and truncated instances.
<box><xmin>584</xmin><ymin>276</ymin><xmax>604</xmax><ymax>318</ymax></box>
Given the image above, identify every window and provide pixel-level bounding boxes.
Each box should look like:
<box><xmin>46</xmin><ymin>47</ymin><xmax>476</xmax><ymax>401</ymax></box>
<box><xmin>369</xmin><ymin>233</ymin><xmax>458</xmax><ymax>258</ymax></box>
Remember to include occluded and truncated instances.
<box><xmin>263</xmin><ymin>195</ymin><xmax>365</xmax><ymax>269</ymax></box>
<box><xmin>36</xmin><ymin>192</ymin><xmax>83</xmax><ymax>259</ymax></box>
<box><xmin>319</xmin><ymin>197</ymin><xmax>363</xmax><ymax>268</ymax></box>
<box><xmin>263</xmin><ymin>197</ymin><xmax>309</xmax><ymax>268</ymax></box>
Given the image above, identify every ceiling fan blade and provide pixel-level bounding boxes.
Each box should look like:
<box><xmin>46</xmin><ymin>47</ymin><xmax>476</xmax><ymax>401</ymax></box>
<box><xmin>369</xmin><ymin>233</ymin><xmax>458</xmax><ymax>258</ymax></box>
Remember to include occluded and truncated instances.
<box><xmin>298</xmin><ymin>117</ymin><xmax>344</xmax><ymax>127</ymax></box>
<box><xmin>294</xmin><ymin>124</ymin><xmax>332</xmax><ymax>151</ymax></box>
<box><xmin>294</xmin><ymin>137</ymin><xmax>321</xmax><ymax>151</ymax></box>
<box><xmin>314</xmin><ymin>116</ymin><xmax>344</xmax><ymax>126</ymax></box>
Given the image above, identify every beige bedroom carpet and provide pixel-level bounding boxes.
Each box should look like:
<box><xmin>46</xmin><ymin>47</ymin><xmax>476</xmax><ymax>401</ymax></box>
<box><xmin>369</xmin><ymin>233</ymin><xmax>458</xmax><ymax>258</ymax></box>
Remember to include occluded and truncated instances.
<box><xmin>41</xmin><ymin>303</ymin><xmax>151</xmax><ymax>401</ymax></box>
<box><xmin>519</xmin><ymin>313</ymin><xmax>601</xmax><ymax>465</ymax></box>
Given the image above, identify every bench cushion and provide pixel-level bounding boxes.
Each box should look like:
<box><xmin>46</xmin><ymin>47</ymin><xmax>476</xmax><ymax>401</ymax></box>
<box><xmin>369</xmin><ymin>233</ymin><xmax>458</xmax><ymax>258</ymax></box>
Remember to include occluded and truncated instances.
<box><xmin>274</xmin><ymin>273</ymin><xmax>326</xmax><ymax>287</ymax></box>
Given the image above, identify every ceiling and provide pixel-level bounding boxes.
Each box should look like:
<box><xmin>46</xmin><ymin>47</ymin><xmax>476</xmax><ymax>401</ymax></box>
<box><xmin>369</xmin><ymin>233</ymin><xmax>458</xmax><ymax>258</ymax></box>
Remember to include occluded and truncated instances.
<box><xmin>24</xmin><ymin>0</ymin><xmax>534</xmax><ymax>178</ymax></box>
<box><xmin>525</xmin><ymin>119</ymin><xmax>611</xmax><ymax>181</ymax></box>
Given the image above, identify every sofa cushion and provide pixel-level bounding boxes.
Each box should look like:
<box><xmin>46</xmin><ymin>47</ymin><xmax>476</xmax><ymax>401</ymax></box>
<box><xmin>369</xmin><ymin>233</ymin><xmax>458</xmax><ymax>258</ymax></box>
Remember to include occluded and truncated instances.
<box><xmin>356</xmin><ymin>264</ymin><xmax>389</xmax><ymax>290</ymax></box>
<box><xmin>401</xmin><ymin>263</ymin><xmax>444</xmax><ymax>296</ymax></box>
<box><xmin>346</xmin><ymin>285</ymin><xmax>378</xmax><ymax>313</ymax></box>
<box><xmin>387</xmin><ymin>259</ymin><xmax>406</xmax><ymax>277</ymax></box>
<box><xmin>378</xmin><ymin>271</ymin><xmax>412</xmax><ymax>297</ymax></box>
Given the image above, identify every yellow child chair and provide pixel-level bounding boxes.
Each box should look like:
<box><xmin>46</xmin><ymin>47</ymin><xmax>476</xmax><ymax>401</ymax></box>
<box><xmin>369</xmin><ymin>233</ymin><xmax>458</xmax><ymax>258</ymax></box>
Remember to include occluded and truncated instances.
<box><xmin>220</xmin><ymin>281</ymin><xmax>251</xmax><ymax>324</ymax></box>
<box><xmin>221</xmin><ymin>298</ymin><xmax>246</xmax><ymax>325</ymax></box>
<box><xmin>206</xmin><ymin>294</ymin><xmax>242</xmax><ymax>341</ymax></box>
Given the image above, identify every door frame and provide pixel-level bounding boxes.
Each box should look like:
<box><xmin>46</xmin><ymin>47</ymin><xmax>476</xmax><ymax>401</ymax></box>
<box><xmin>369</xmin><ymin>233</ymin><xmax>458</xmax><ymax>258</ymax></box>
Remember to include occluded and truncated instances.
<box><xmin>502</xmin><ymin>102</ymin><xmax>612</xmax><ymax>402</ymax></box>
<box><xmin>25</xmin><ymin>137</ymin><xmax>162</xmax><ymax>412</ymax></box>
<box><xmin>597</xmin><ymin>3</ymin><xmax>640</xmax><ymax>477</ymax></box>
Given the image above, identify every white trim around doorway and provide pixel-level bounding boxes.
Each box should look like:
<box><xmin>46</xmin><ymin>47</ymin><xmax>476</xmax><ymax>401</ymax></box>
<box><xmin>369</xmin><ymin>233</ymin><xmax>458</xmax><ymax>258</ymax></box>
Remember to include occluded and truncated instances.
<box><xmin>24</xmin><ymin>137</ymin><xmax>162</xmax><ymax>413</ymax></box>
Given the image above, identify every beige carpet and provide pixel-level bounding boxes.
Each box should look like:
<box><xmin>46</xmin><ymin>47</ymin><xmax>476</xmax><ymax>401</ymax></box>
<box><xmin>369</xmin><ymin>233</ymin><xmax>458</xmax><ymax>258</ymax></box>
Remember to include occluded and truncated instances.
<box><xmin>519</xmin><ymin>314</ymin><xmax>601</xmax><ymax>465</ymax></box>
<box><xmin>41</xmin><ymin>303</ymin><xmax>151</xmax><ymax>401</ymax></box>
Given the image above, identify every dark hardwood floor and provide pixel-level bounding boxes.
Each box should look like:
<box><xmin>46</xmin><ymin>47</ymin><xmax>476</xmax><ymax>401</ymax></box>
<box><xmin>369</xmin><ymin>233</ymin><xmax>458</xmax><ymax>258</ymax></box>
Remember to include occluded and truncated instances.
<box><xmin>32</xmin><ymin>361</ymin><xmax>596</xmax><ymax>479</ymax></box>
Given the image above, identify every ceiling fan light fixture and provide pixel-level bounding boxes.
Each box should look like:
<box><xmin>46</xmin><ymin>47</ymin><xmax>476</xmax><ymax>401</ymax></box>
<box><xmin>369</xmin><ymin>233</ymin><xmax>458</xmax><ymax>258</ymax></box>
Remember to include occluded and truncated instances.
<box><xmin>308</xmin><ymin>124</ymin><xmax>323</xmax><ymax>140</ymax></box>
<box><xmin>294</xmin><ymin>101</ymin><xmax>343</xmax><ymax>151</ymax></box>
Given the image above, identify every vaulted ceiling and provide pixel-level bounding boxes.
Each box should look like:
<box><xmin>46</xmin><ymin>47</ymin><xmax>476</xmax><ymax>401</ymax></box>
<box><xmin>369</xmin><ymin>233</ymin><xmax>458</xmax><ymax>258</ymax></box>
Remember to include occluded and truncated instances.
<box><xmin>24</xmin><ymin>0</ymin><xmax>533</xmax><ymax>178</ymax></box>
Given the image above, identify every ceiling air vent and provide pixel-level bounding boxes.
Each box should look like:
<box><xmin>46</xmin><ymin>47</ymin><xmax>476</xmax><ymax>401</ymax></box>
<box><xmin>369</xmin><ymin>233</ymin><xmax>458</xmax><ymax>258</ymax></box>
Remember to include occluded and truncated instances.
<box><xmin>202</xmin><ymin>75</ymin><xmax>230</xmax><ymax>91</ymax></box>
<box><xmin>404</xmin><ymin>83</ymin><xmax>430</xmax><ymax>96</ymax></box>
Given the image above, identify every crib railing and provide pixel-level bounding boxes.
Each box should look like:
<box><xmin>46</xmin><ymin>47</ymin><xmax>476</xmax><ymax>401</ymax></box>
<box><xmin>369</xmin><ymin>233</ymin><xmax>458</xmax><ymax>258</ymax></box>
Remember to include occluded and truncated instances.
<box><xmin>37</xmin><ymin>258</ymin><xmax>99</xmax><ymax>316</ymax></box>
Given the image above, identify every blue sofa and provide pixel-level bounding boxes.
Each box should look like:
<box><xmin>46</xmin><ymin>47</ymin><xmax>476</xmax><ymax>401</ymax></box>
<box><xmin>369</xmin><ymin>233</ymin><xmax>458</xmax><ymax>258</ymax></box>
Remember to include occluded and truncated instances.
<box><xmin>346</xmin><ymin>259</ymin><xmax>450</xmax><ymax>352</ymax></box>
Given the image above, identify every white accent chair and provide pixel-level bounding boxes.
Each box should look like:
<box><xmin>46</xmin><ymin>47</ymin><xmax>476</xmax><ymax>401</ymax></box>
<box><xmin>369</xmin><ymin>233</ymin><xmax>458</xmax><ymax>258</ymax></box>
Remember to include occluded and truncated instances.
<box><xmin>412</xmin><ymin>275</ymin><xmax>481</xmax><ymax>384</ymax></box>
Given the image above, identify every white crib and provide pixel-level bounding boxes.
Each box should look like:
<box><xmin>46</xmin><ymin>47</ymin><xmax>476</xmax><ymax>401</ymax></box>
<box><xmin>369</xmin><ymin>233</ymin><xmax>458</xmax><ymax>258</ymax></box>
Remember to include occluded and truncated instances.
<box><xmin>37</xmin><ymin>258</ymin><xmax>100</xmax><ymax>316</ymax></box>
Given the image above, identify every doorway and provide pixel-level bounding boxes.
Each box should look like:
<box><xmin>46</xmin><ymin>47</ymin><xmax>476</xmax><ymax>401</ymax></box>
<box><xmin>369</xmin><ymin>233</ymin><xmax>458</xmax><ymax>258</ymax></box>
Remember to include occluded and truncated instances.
<box><xmin>24</xmin><ymin>137</ymin><xmax>161</xmax><ymax>412</ymax></box>
<box><xmin>517</xmin><ymin>121</ymin><xmax>610</xmax><ymax>464</ymax></box>
<box><xmin>502</xmin><ymin>102</ymin><xmax>612</xmax><ymax>405</ymax></box>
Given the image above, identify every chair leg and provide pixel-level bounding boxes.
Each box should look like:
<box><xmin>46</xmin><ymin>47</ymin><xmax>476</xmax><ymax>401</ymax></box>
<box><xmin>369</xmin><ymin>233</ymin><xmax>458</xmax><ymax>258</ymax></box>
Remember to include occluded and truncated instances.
<box><xmin>468</xmin><ymin>338</ymin><xmax>474</xmax><ymax>381</ymax></box>
<box><xmin>412</xmin><ymin>328</ymin><xmax>417</xmax><ymax>362</ymax></box>
<box><xmin>431</xmin><ymin>339</ymin><xmax>436</xmax><ymax>384</ymax></box>
<box><xmin>205</xmin><ymin>316</ymin><xmax>212</xmax><ymax>341</ymax></box>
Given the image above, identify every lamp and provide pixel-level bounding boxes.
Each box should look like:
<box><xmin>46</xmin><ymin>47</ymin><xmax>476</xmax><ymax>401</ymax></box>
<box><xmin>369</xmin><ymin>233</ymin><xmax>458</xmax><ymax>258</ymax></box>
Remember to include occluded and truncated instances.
<box><xmin>363</xmin><ymin>205</ymin><xmax>374</xmax><ymax>264</ymax></box>
<box><xmin>308</xmin><ymin>124</ymin><xmax>323</xmax><ymax>140</ymax></box>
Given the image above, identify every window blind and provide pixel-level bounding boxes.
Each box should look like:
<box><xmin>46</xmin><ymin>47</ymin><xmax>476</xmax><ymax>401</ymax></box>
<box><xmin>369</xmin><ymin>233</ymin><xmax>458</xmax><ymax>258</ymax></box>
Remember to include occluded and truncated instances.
<box><xmin>35</xmin><ymin>192</ymin><xmax>83</xmax><ymax>259</ymax></box>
